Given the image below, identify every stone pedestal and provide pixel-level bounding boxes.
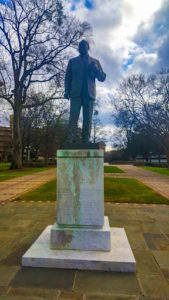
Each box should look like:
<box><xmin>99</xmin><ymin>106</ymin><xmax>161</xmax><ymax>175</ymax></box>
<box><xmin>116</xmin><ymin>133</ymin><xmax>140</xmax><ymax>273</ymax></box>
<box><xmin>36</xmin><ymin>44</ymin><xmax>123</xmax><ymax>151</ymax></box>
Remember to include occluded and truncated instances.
<box><xmin>57</xmin><ymin>149</ymin><xmax>104</xmax><ymax>227</ymax></box>
<box><xmin>52</xmin><ymin>149</ymin><xmax>111</xmax><ymax>251</ymax></box>
<box><xmin>22</xmin><ymin>145</ymin><xmax>136</xmax><ymax>272</ymax></box>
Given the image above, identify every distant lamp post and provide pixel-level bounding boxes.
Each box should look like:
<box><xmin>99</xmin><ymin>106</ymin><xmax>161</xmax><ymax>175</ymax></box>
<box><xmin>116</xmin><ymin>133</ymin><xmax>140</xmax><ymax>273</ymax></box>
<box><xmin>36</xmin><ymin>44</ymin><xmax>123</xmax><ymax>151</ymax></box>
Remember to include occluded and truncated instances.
<box><xmin>25</xmin><ymin>146</ymin><xmax>31</xmax><ymax>162</ymax></box>
<box><xmin>149</xmin><ymin>152</ymin><xmax>153</xmax><ymax>164</ymax></box>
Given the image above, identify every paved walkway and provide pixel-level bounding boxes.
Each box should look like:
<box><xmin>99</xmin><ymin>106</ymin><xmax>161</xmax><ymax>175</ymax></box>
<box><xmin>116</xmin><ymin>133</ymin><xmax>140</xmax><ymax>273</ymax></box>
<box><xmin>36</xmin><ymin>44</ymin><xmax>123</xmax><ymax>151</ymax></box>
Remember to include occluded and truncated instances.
<box><xmin>0</xmin><ymin>201</ymin><xmax>169</xmax><ymax>299</ymax></box>
<box><xmin>105</xmin><ymin>165</ymin><xmax>169</xmax><ymax>200</ymax></box>
<box><xmin>0</xmin><ymin>169</ymin><xmax>56</xmax><ymax>205</ymax></box>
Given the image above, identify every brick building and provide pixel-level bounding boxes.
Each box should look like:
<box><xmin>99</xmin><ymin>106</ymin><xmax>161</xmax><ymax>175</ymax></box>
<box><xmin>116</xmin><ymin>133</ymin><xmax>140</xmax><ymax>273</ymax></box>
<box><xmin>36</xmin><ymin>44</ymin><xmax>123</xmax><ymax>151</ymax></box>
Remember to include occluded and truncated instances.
<box><xmin>0</xmin><ymin>116</ymin><xmax>13</xmax><ymax>162</ymax></box>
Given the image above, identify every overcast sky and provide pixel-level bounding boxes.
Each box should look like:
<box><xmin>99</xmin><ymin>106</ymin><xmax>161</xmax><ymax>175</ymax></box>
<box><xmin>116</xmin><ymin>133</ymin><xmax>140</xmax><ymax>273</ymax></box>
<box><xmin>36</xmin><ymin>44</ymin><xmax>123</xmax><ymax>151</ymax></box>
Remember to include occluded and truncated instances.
<box><xmin>67</xmin><ymin>0</ymin><xmax>169</xmax><ymax>144</ymax></box>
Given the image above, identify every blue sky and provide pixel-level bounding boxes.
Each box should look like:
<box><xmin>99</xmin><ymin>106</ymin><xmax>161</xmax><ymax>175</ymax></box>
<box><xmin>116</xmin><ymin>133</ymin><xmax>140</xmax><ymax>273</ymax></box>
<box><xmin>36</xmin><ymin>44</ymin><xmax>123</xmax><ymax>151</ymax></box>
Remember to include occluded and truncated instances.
<box><xmin>0</xmin><ymin>0</ymin><xmax>12</xmax><ymax>8</ymax></box>
<box><xmin>71</xmin><ymin>0</ymin><xmax>94</xmax><ymax>10</ymax></box>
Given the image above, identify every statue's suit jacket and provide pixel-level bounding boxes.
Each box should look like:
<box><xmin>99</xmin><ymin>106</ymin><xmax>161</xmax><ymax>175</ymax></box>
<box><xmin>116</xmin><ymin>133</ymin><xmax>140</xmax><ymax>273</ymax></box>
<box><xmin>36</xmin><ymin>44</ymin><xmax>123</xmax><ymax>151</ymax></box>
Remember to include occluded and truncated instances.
<box><xmin>65</xmin><ymin>55</ymin><xmax>106</xmax><ymax>100</ymax></box>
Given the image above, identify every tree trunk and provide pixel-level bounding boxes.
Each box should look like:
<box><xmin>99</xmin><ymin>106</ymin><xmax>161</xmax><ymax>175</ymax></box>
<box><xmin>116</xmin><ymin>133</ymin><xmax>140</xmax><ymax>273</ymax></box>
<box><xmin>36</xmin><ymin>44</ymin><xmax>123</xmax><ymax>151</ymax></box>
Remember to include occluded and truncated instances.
<box><xmin>167</xmin><ymin>151</ymin><xmax>169</xmax><ymax>169</ymax></box>
<box><xmin>44</xmin><ymin>125</ymin><xmax>49</xmax><ymax>166</ymax></box>
<box><xmin>11</xmin><ymin>104</ymin><xmax>22</xmax><ymax>169</ymax></box>
<box><xmin>165</xmin><ymin>134</ymin><xmax>169</xmax><ymax>169</ymax></box>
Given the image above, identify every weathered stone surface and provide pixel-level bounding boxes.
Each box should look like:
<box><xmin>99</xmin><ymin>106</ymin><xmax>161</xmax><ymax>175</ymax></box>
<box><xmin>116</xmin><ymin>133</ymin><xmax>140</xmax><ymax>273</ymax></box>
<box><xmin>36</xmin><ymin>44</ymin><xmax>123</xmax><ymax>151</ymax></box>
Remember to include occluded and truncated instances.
<box><xmin>22</xmin><ymin>226</ymin><xmax>136</xmax><ymax>272</ymax></box>
<box><xmin>61</xmin><ymin>142</ymin><xmax>105</xmax><ymax>150</ymax></box>
<box><xmin>138</xmin><ymin>274</ymin><xmax>169</xmax><ymax>297</ymax></box>
<box><xmin>57</xmin><ymin>149</ymin><xmax>104</xmax><ymax>227</ymax></box>
<box><xmin>75</xmin><ymin>271</ymin><xmax>140</xmax><ymax>295</ymax></box>
<box><xmin>0</xmin><ymin>266</ymin><xmax>20</xmax><ymax>287</ymax></box>
<box><xmin>50</xmin><ymin>216</ymin><xmax>110</xmax><ymax>251</ymax></box>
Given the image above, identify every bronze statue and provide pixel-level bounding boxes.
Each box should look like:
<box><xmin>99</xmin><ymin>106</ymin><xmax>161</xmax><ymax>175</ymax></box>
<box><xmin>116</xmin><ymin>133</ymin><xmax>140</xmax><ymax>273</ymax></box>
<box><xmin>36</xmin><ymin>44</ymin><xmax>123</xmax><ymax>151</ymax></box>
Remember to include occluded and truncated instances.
<box><xmin>64</xmin><ymin>40</ymin><xmax>106</xmax><ymax>143</ymax></box>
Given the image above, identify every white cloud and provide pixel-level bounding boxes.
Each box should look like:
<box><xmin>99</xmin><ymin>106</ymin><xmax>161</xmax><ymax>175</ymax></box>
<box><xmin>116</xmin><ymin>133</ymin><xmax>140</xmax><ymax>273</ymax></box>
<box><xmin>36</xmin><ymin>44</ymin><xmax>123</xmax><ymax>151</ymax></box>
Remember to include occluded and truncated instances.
<box><xmin>69</xmin><ymin>0</ymin><xmax>165</xmax><ymax>82</ymax></box>
<box><xmin>67</xmin><ymin>0</ymin><xmax>167</xmax><ymax>134</ymax></box>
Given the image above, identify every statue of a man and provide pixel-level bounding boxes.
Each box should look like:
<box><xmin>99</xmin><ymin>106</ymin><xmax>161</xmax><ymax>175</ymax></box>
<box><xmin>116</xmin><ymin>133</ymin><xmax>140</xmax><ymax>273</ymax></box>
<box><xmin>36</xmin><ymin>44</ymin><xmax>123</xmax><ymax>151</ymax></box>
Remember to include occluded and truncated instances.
<box><xmin>64</xmin><ymin>40</ymin><xmax>106</xmax><ymax>143</ymax></box>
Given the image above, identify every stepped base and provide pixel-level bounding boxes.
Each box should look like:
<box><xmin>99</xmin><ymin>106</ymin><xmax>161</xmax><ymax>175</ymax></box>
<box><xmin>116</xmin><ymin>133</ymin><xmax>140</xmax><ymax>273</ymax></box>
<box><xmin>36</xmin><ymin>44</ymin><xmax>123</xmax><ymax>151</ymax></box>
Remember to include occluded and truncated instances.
<box><xmin>51</xmin><ymin>216</ymin><xmax>111</xmax><ymax>251</ymax></box>
<box><xmin>22</xmin><ymin>226</ymin><xmax>136</xmax><ymax>272</ymax></box>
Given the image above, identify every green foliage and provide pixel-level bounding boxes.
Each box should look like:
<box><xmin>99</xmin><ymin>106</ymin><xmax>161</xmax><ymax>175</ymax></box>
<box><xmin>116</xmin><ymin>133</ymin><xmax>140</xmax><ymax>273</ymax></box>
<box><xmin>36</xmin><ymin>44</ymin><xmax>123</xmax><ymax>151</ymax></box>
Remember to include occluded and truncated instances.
<box><xmin>104</xmin><ymin>166</ymin><xmax>124</xmax><ymax>173</ymax></box>
<box><xmin>140</xmin><ymin>166</ymin><xmax>169</xmax><ymax>176</ymax></box>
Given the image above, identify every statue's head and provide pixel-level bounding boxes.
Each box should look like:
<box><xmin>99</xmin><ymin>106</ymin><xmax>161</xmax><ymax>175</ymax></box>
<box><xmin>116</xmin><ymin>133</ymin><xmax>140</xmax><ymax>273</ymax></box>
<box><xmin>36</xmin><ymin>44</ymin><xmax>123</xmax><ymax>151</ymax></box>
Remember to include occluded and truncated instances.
<box><xmin>78</xmin><ymin>40</ymin><xmax>90</xmax><ymax>55</ymax></box>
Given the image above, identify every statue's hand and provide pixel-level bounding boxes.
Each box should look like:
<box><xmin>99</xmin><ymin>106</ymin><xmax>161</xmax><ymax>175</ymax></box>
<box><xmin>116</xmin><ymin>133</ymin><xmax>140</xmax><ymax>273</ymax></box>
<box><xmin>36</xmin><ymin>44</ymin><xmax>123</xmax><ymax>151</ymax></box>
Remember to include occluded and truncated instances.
<box><xmin>89</xmin><ymin>61</ymin><xmax>99</xmax><ymax>77</ymax></box>
<box><xmin>91</xmin><ymin>61</ymin><xmax>99</xmax><ymax>73</ymax></box>
<box><xmin>64</xmin><ymin>92</ymin><xmax>70</xmax><ymax>100</ymax></box>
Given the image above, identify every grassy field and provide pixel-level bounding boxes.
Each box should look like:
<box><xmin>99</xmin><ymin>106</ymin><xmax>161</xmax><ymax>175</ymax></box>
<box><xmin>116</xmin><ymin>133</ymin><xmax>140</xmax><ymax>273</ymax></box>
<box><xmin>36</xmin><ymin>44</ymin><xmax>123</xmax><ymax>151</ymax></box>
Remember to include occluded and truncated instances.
<box><xmin>0</xmin><ymin>162</ymin><xmax>55</xmax><ymax>182</ymax></box>
<box><xmin>104</xmin><ymin>165</ymin><xmax>124</xmax><ymax>173</ymax></box>
<box><xmin>15</xmin><ymin>179</ymin><xmax>56</xmax><ymax>202</ymax></box>
<box><xmin>15</xmin><ymin>177</ymin><xmax>168</xmax><ymax>205</ymax></box>
<box><xmin>0</xmin><ymin>163</ymin><xmax>11</xmax><ymax>170</ymax></box>
<box><xmin>104</xmin><ymin>178</ymin><xmax>168</xmax><ymax>204</ymax></box>
<box><xmin>140</xmin><ymin>166</ymin><xmax>169</xmax><ymax>176</ymax></box>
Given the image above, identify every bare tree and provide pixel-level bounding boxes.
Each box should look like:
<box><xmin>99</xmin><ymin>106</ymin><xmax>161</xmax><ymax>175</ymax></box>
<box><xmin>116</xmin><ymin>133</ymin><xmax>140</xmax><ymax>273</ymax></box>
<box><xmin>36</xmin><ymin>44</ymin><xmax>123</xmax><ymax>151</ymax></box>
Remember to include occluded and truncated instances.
<box><xmin>91</xmin><ymin>110</ymin><xmax>107</xmax><ymax>144</ymax></box>
<box><xmin>112</xmin><ymin>71</ymin><xmax>169</xmax><ymax>167</ymax></box>
<box><xmin>22</xmin><ymin>98</ymin><xmax>68</xmax><ymax>163</ymax></box>
<box><xmin>0</xmin><ymin>0</ymin><xmax>90</xmax><ymax>168</ymax></box>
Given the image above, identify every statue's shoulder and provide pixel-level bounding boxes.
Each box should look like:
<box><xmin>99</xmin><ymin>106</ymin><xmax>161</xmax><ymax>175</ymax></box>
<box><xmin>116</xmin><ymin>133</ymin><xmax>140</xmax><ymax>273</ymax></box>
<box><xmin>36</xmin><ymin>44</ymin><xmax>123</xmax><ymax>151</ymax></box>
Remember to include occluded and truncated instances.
<box><xmin>69</xmin><ymin>56</ymin><xmax>80</xmax><ymax>64</ymax></box>
<box><xmin>89</xmin><ymin>56</ymin><xmax>99</xmax><ymax>63</ymax></box>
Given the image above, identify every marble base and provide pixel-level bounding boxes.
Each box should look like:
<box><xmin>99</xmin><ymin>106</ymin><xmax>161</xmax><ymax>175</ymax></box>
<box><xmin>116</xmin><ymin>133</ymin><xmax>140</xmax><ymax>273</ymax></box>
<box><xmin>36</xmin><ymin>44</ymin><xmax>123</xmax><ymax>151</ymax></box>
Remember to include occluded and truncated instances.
<box><xmin>22</xmin><ymin>226</ymin><xmax>136</xmax><ymax>272</ymax></box>
<box><xmin>50</xmin><ymin>216</ymin><xmax>111</xmax><ymax>251</ymax></box>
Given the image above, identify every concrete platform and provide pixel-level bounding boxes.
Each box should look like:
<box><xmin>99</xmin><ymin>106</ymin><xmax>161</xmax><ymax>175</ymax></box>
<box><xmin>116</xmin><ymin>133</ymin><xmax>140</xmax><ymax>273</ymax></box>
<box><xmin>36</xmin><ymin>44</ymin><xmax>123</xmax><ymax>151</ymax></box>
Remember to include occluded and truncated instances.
<box><xmin>22</xmin><ymin>226</ymin><xmax>136</xmax><ymax>272</ymax></box>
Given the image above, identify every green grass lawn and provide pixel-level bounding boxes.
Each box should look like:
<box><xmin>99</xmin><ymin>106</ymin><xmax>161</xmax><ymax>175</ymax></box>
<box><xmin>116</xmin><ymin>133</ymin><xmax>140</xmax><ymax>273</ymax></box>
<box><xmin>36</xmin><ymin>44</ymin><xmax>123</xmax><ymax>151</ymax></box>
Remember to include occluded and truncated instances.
<box><xmin>0</xmin><ymin>162</ymin><xmax>11</xmax><ymax>170</ymax></box>
<box><xmin>140</xmin><ymin>166</ymin><xmax>169</xmax><ymax>176</ymax></box>
<box><xmin>15</xmin><ymin>179</ymin><xmax>57</xmax><ymax>202</ymax></box>
<box><xmin>15</xmin><ymin>177</ymin><xmax>168</xmax><ymax>205</ymax></box>
<box><xmin>0</xmin><ymin>162</ymin><xmax>55</xmax><ymax>182</ymax></box>
<box><xmin>104</xmin><ymin>165</ymin><xmax>124</xmax><ymax>173</ymax></box>
<box><xmin>104</xmin><ymin>178</ymin><xmax>168</xmax><ymax>204</ymax></box>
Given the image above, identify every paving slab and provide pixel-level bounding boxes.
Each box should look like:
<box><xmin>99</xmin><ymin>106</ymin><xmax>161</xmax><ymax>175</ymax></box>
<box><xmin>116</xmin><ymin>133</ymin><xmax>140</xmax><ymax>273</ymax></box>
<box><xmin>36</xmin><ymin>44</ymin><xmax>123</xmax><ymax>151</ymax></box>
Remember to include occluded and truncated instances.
<box><xmin>10</xmin><ymin>267</ymin><xmax>75</xmax><ymax>290</ymax></box>
<box><xmin>138</xmin><ymin>274</ymin><xmax>169</xmax><ymax>298</ymax></box>
<box><xmin>0</xmin><ymin>202</ymin><xmax>169</xmax><ymax>299</ymax></box>
<box><xmin>59</xmin><ymin>290</ymin><xmax>84</xmax><ymax>299</ymax></box>
<box><xmin>74</xmin><ymin>270</ymin><xmax>140</xmax><ymax>295</ymax></box>
<box><xmin>0</xmin><ymin>266</ymin><xmax>20</xmax><ymax>287</ymax></box>
<box><xmin>86</xmin><ymin>295</ymin><xmax>138</xmax><ymax>300</ymax></box>
<box><xmin>152</xmin><ymin>250</ymin><xmax>169</xmax><ymax>269</ymax></box>
<box><xmin>7</xmin><ymin>286</ymin><xmax>59</xmax><ymax>299</ymax></box>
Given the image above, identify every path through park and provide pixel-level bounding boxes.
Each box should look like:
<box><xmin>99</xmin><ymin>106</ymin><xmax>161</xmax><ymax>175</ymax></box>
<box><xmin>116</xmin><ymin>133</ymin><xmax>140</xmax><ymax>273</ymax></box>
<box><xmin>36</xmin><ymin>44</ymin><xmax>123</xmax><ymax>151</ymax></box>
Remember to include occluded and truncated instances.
<box><xmin>1</xmin><ymin>165</ymin><xmax>169</xmax><ymax>205</ymax></box>
<box><xmin>0</xmin><ymin>169</ymin><xmax>56</xmax><ymax>205</ymax></box>
<box><xmin>105</xmin><ymin>165</ymin><xmax>169</xmax><ymax>200</ymax></box>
